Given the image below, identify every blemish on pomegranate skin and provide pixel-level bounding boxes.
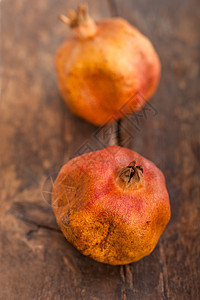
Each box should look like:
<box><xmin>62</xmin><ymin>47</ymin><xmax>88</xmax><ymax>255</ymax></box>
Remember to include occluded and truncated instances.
<box><xmin>61</xmin><ymin>209</ymin><xmax>71</xmax><ymax>226</ymax></box>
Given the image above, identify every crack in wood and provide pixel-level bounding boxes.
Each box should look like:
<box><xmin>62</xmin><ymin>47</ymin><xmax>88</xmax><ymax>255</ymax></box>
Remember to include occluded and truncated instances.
<box><xmin>25</xmin><ymin>221</ymin><xmax>61</xmax><ymax>240</ymax></box>
<box><xmin>25</xmin><ymin>221</ymin><xmax>60</xmax><ymax>233</ymax></box>
<box><xmin>26</xmin><ymin>224</ymin><xmax>61</xmax><ymax>240</ymax></box>
<box><xmin>8</xmin><ymin>202</ymin><xmax>61</xmax><ymax>239</ymax></box>
<box><xmin>107</xmin><ymin>0</ymin><xmax>119</xmax><ymax>17</ymax></box>
<box><xmin>191</xmin><ymin>140</ymin><xmax>200</xmax><ymax>165</ymax></box>
<box><xmin>120</xmin><ymin>265</ymin><xmax>127</xmax><ymax>300</ymax></box>
<box><xmin>117</xmin><ymin>119</ymin><xmax>122</xmax><ymax>147</ymax></box>
<box><xmin>159</xmin><ymin>243</ymin><xmax>170</xmax><ymax>299</ymax></box>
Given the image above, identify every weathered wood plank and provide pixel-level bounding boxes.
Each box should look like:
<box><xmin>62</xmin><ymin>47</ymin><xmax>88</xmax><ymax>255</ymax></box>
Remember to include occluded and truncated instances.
<box><xmin>113</xmin><ymin>0</ymin><xmax>200</xmax><ymax>299</ymax></box>
<box><xmin>0</xmin><ymin>1</ymin><xmax>120</xmax><ymax>299</ymax></box>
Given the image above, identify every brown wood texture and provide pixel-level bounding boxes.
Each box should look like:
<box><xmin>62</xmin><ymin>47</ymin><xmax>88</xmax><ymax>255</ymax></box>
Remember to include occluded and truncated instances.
<box><xmin>0</xmin><ymin>0</ymin><xmax>199</xmax><ymax>299</ymax></box>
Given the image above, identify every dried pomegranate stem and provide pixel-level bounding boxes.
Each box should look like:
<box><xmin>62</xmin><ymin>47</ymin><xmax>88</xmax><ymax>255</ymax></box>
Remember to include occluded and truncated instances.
<box><xmin>59</xmin><ymin>5</ymin><xmax>97</xmax><ymax>39</ymax></box>
<box><xmin>118</xmin><ymin>161</ymin><xmax>143</xmax><ymax>190</ymax></box>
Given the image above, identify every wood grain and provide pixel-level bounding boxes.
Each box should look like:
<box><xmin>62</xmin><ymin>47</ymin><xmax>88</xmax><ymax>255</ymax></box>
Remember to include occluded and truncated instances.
<box><xmin>0</xmin><ymin>0</ymin><xmax>199</xmax><ymax>299</ymax></box>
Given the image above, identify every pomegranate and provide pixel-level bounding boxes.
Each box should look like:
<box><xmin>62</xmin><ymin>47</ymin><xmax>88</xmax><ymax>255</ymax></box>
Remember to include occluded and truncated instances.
<box><xmin>55</xmin><ymin>5</ymin><xmax>161</xmax><ymax>125</ymax></box>
<box><xmin>52</xmin><ymin>146</ymin><xmax>170</xmax><ymax>265</ymax></box>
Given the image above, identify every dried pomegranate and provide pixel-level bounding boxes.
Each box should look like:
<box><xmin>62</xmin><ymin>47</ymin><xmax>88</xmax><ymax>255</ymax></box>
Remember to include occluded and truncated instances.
<box><xmin>56</xmin><ymin>5</ymin><xmax>161</xmax><ymax>125</ymax></box>
<box><xmin>52</xmin><ymin>146</ymin><xmax>170</xmax><ymax>265</ymax></box>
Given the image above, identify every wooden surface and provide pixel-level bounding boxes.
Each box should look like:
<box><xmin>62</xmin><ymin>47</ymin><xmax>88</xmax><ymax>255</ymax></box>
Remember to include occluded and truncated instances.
<box><xmin>0</xmin><ymin>0</ymin><xmax>199</xmax><ymax>299</ymax></box>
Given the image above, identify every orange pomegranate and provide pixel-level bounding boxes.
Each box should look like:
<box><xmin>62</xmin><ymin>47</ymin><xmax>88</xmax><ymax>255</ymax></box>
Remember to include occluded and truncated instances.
<box><xmin>52</xmin><ymin>146</ymin><xmax>170</xmax><ymax>265</ymax></box>
<box><xmin>55</xmin><ymin>5</ymin><xmax>161</xmax><ymax>125</ymax></box>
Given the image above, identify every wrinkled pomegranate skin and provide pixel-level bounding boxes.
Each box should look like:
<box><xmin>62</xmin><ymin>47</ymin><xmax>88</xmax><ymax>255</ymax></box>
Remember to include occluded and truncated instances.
<box><xmin>56</xmin><ymin>18</ymin><xmax>161</xmax><ymax>125</ymax></box>
<box><xmin>52</xmin><ymin>146</ymin><xmax>170</xmax><ymax>265</ymax></box>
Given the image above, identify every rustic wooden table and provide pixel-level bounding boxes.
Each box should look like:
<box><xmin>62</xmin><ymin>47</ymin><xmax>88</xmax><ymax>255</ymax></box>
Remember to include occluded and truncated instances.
<box><xmin>0</xmin><ymin>0</ymin><xmax>199</xmax><ymax>299</ymax></box>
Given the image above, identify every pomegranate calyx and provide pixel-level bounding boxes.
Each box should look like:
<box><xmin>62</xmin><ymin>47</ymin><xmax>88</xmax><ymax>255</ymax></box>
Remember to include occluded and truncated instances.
<box><xmin>117</xmin><ymin>161</ymin><xmax>143</xmax><ymax>190</ymax></box>
<box><xmin>59</xmin><ymin>5</ymin><xmax>97</xmax><ymax>39</ymax></box>
<box><xmin>59</xmin><ymin>5</ymin><xmax>88</xmax><ymax>28</ymax></box>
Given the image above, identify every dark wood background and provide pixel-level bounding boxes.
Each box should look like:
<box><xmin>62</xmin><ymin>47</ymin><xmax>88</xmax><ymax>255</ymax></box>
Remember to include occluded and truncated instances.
<box><xmin>0</xmin><ymin>0</ymin><xmax>199</xmax><ymax>299</ymax></box>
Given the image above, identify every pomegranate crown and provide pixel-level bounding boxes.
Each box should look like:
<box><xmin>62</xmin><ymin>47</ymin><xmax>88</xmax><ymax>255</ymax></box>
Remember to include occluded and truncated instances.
<box><xmin>59</xmin><ymin>5</ymin><xmax>89</xmax><ymax>28</ymax></box>
<box><xmin>120</xmin><ymin>161</ymin><xmax>143</xmax><ymax>183</ymax></box>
